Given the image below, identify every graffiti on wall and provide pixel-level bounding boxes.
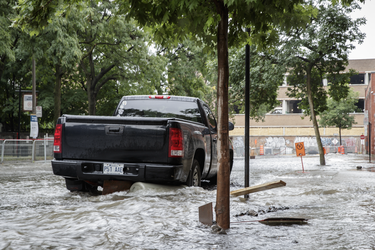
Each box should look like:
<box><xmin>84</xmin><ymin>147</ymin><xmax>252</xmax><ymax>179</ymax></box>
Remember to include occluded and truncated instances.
<box><xmin>294</xmin><ymin>137</ymin><xmax>318</xmax><ymax>147</ymax></box>
<box><xmin>294</xmin><ymin>137</ymin><xmax>358</xmax><ymax>147</ymax></box>
<box><xmin>230</xmin><ymin>136</ymin><xmax>360</xmax><ymax>156</ymax></box>
<box><xmin>265</xmin><ymin>137</ymin><xmax>288</xmax><ymax>148</ymax></box>
<box><xmin>232</xmin><ymin>136</ymin><xmax>245</xmax><ymax>157</ymax></box>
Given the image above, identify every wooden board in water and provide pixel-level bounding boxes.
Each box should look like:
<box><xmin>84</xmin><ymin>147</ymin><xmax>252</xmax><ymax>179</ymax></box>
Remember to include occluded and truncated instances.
<box><xmin>230</xmin><ymin>180</ymin><xmax>286</xmax><ymax>197</ymax></box>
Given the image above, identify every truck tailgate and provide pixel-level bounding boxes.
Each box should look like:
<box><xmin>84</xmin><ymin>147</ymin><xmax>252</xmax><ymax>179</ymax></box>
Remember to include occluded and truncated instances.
<box><xmin>62</xmin><ymin>115</ymin><xmax>168</xmax><ymax>163</ymax></box>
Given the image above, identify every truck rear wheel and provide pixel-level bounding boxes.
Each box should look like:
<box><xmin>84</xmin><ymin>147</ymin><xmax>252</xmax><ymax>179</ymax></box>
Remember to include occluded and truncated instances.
<box><xmin>65</xmin><ymin>178</ymin><xmax>98</xmax><ymax>194</ymax></box>
<box><xmin>65</xmin><ymin>178</ymin><xmax>86</xmax><ymax>192</ymax></box>
<box><xmin>187</xmin><ymin>159</ymin><xmax>201</xmax><ymax>187</ymax></box>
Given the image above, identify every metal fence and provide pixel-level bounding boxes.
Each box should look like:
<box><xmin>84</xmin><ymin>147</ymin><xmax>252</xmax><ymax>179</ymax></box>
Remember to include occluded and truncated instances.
<box><xmin>1</xmin><ymin>137</ymin><xmax>54</xmax><ymax>163</ymax></box>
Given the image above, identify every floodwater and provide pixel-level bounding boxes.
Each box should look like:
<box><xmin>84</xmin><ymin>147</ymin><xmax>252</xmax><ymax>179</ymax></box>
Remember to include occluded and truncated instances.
<box><xmin>1</xmin><ymin>154</ymin><xmax>375</xmax><ymax>249</ymax></box>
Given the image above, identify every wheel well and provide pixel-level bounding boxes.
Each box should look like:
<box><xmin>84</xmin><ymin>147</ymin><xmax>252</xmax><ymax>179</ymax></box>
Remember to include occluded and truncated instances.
<box><xmin>194</xmin><ymin>148</ymin><xmax>205</xmax><ymax>175</ymax></box>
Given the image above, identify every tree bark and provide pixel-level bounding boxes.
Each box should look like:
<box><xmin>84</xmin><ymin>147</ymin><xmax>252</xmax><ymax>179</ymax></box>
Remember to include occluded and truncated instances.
<box><xmin>215</xmin><ymin>0</ymin><xmax>230</xmax><ymax>230</ymax></box>
<box><xmin>87</xmin><ymin>78</ymin><xmax>96</xmax><ymax>115</ymax></box>
<box><xmin>306</xmin><ymin>67</ymin><xmax>325</xmax><ymax>165</ymax></box>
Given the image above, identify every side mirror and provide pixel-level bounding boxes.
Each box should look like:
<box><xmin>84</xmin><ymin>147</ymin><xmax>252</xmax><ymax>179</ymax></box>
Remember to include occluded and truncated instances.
<box><xmin>229</xmin><ymin>122</ymin><xmax>234</xmax><ymax>131</ymax></box>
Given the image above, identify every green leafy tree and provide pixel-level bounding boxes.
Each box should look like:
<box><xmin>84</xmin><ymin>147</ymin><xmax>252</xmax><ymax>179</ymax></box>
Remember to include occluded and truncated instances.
<box><xmin>0</xmin><ymin>32</ymin><xmax>34</xmax><ymax>133</ymax></box>
<box><xmin>159</xmin><ymin>39</ymin><xmax>210</xmax><ymax>99</ymax></box>
<box><xmin>75</xmin><ymin>1</ymin><xmax>142</xmax><ymax>114</ymax></box>
<box><xmin>0</xmin><ymin>0</ymin><xmax>20</xmax><ymax>132</ymax></box>
<box><xmin>229</xmin><ymin>46</ymin><xmax>286</xmax><ymax>120</ymax></box>
<box><xmin>31</xmin><ymin>5</ymin><xmax>83</xmax><ymax>124</ymax></box>
<box><xmin>319</xmin><ymin>89</ymin><xmax>359</xmax><ymax>145</ymax></box>
<box><xmin>281</xmin><ymin>1</ymin><xmax>365</xmax><ymax>165</ymax></box>
<box><xmin>122</xmin><ymin>0</ymin><xmax>309</xmax><ymax>230</ymax></box>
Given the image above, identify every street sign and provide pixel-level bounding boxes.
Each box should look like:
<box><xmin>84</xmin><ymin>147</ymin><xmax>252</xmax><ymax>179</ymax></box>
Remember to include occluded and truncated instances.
<box><xmin>36</xmin><ymin>106</ymin><xmax>42</xmax><ymax>117</ymax></box>
<box><xmin>295</xmin><ymin>142</ymin><xmax>305</xmax><ymax>157</ymax></box>
<box><xmin>23</xmin><ymin>94</ymin><xmax>33</xmax><ymax>111</ymax></box>
<box><xmin>295</xmin><ymin>142</ymin><xmax>306</xmax><ymax>172</ymax></box>
<box><xmin>30</xmin><ymin>115</ymin><xmax>38</xmax><ymax>138</ymax></box>
<box><xmin>360</xmin><ymin>135</ymin><xmax>365</xmax><ymax>140</ymax></box>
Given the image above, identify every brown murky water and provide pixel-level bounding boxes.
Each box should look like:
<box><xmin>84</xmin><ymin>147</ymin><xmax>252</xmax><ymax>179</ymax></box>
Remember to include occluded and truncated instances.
<box><xmin>1</xmin><ymin>154</ymin><xmax>375</xmax><ymax>249</ymax></box>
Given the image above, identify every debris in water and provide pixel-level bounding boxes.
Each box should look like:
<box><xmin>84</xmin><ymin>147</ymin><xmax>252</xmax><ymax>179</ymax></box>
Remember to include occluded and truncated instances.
<box><xmin>235</xmin><ymin>206</ymin><xmax>290</xmax><ymax>217</ymax></box>
<box><xmin>211</xmin><ymin>225</ymin><xmax>227</xmax><ymax>234</ymax></box>
<box><xmin>230</xmin><ymin>180</ymin><xmax>286</xmax><ymax>196</ymax></box>
<box><xmin>258</xmin><ymin>217</ymin><xmax>308</xmax><ymax>225</ymax></box>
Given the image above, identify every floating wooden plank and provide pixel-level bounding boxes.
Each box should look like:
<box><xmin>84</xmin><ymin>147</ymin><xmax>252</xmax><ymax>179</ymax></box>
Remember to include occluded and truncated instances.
<box><xmin>102</xmin><ymin>180</ymin><xmax>133</xmax><ymax>195</ymax></box>
<box><xmin>230</xmin><ymin>180</ymin><xmax>286</xmax><ymax>197</ymax></box>
<box><xmin>199</xmin><ymin>202</ymin><xmax>213</xmax><ymax>226</ymax></box>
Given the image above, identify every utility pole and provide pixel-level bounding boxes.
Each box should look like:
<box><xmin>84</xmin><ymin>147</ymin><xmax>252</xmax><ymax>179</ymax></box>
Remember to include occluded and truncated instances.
<box><xmin>32</xmin><ymin>58</ymin><xmax>36</xmax><ymax>114</ymax></box>
<box><xmin>244</xmin><ymin>28</ymin><xmax>250</xmax><ymax>199</ymax></box>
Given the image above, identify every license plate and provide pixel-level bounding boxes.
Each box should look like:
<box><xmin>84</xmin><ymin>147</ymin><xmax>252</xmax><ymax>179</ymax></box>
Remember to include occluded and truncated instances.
<box><xmin>103</xmin><ymin>163</ymin><xmax>124</xmax><ymax>175</ymax></box>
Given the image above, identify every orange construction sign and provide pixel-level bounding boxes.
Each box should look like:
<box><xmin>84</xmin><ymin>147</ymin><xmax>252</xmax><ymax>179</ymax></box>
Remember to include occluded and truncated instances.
<box><xmin>295</xmin><ymin>142</ymin><xmax>305</xmax><ymax>157</ymax></box>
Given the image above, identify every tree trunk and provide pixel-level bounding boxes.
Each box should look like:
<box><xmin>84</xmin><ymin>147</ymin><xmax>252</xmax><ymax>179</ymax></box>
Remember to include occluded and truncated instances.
<box><xmin>87</xmin><ymin>79</ymin><xmax>96</xmax><ymax>115</ymax></box>
<box><xmin>54</xmin><ymin>64</ymin><xmax>62</xmax><ymax>126</ymax></box>
<box><xmin>87</xmin><ymin>52</ymin><xmax>96</xmax><ymax>115</ymax></box>
<box><xmin>215</xmin><ymin>1</ymin><xmax>230</xmax><ymax>230</ymax></box>
<box><xmin>306</xmin><ymin>67</ymin><xmax>325</xmax><ymax>165</ymax></box>
<box><xmin>339</xmin><ymin>126</ymin><xmax>342</xmax><ymax>145</ymax></box>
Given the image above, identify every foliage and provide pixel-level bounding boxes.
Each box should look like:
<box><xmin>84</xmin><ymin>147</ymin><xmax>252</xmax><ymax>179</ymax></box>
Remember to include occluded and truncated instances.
<box><xmin>0</xmin><ymin>3</ymin><xmax>34</xmax><ymax>133</ymax></box>
<box><xmin>319</xmin><ymin>89</ymin><xmax>359</xmax><ymax>144</ymax></box>
<box><xmin>158</xmin><ymin>39</ymin><xmax>211</xmax><ymax>99</ymax></box>
<box><xmin>281</xmin><ymin>0</ymin><xmax>365</xmax><ymax>165</ymax></box>
<box><xmin>228</xmin><ymin>46</ymin><xmax>286</xmax><ymax>121</ymax></box>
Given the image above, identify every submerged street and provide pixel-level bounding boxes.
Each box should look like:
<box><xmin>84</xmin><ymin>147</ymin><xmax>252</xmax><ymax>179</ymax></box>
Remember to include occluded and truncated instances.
<box><xmin>1</xmin><ymin>154</ymin><xmax>375</xmax><ymax>249</ymax></box>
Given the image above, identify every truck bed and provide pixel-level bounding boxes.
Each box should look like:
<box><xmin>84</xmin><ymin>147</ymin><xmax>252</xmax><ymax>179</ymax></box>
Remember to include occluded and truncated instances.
<box><xmin>60</xmin><ymin>115</ymin><xmax>170</xmax><ymax>163</ymax></box>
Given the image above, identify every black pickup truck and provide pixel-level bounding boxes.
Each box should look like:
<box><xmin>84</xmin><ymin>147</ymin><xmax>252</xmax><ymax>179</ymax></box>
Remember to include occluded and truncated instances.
<box><xmin>52</xmin><ymin>95</ymin><xmax>234</xmax><ymax>192</ymax></box>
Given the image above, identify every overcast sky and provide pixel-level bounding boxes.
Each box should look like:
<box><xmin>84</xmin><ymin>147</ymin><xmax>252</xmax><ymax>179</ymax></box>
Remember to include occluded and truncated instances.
<box><xmin>349</xmin><ymin>1</ymin><xmax>375</xmax><ymax>59</ymax></box>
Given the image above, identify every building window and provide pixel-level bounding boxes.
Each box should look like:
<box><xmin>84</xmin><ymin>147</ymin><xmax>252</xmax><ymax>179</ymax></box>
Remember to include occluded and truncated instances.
<box><xmin>286</xmin><ymin>100</ymin><xmax>302</xmax><ymax>113</ymax></box>
<box><xmin>355</xmin><ymin>99</ymin><xmax>364</xmax><ymax>112</ymax></box>
<box><xmin>350</xmin><ymin>74</ymin><xmax>365</xmax><ymax>84</ymax></box>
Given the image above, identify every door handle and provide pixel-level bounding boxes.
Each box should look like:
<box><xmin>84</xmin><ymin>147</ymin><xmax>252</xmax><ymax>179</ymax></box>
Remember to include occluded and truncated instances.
<box><xmin>105</xmin><ymin>126</ymin><xmax>124</xmax><ymax>135</ymax></box>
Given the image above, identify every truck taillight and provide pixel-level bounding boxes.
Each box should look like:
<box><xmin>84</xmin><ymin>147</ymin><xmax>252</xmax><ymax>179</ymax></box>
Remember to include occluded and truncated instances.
<box><xmin>53</xmin><ymin>124</ymin><xmax>63</xmax><ymax>153</ymax></box>
<box><xmin>169</xmin><ymin>128</ymin><xmax>183</xmax><ymax>157</ymax></box>
<box><xmin>149</xmin><ymin>95</ymin><xmax>171</xmax><ymax>99</ymax></box>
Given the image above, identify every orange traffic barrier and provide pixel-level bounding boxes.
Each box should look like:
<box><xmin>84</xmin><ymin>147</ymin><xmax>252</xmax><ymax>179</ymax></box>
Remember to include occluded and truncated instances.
<box><xmin>338</xmin><ymin>146</ymin><xmax>341</xmax><ymax>154</ymax></box>
<box><xmin>260</xmin><ymin>145</ymin><xmax>264</xmax><ymax>155</ymax></box>
<box><xmin>341</xmin><ymin>146</ymin><xmax>345</xmax><ymax>155</ymax></box>
<box><xmin>323</xmin><ymin>147</ymin><xmax>326</xmax><ymax>155</ymax></box>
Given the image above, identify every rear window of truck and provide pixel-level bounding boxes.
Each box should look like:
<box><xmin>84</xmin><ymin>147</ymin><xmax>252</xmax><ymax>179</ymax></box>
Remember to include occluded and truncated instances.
<box><xmin>115</xmin><ymin>99</ymin><xmax>203</xmax><ymax>123</ymax></box>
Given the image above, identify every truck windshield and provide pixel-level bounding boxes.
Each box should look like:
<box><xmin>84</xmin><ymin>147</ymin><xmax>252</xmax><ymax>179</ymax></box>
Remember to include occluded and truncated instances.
<box><xmin>116</xmin><ymin>99</ymin><xmax>203</xmax><ymax>123</ymax></box>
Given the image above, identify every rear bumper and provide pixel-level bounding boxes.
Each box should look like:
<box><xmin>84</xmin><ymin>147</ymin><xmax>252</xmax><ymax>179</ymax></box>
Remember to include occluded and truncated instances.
<box><xmin>51</xmin><ymin>159</ymin><xmax>185</xmax><ymax>184</ymax></box>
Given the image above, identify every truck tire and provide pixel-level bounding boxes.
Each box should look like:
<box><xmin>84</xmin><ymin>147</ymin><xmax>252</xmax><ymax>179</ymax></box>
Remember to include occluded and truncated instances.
<box><xmin>65</xmin><ymin>178</ymin><xmax>98</xmax><ymax>195</ymax></box>
<box><xmin>65</xmin><ymin>178</ymin><xmax>86</xmax><ymax>192</ymax></box>
<box><xmin>187</xmin><ymin>159</ymin><xmax>201</xmax><ymax>187</ymax></box>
